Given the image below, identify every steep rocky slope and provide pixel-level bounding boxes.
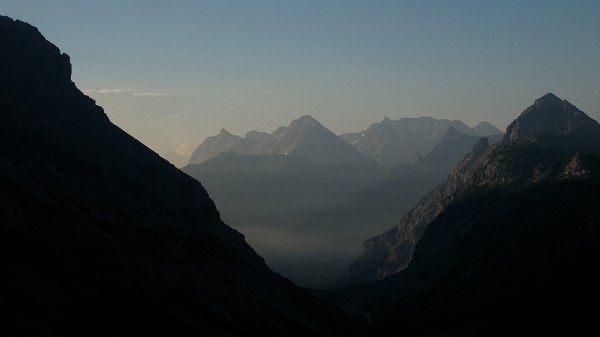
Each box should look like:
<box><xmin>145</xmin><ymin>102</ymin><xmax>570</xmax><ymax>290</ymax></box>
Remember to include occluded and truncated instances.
<box><xmin>340</xmin><ymin>93</ymin><xmax>600</xmax><ymax>286</ymax></box>
<box><xmin>322</xmin><ymin>94</ymin><xmax>600</xmax><ymax>335</ymax></box>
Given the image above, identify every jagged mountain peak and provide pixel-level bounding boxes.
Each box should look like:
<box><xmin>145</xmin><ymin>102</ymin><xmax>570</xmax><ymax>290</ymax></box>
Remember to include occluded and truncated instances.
<box><xmin>218</xmin><ymin>128</ymin><xmax>233</xmax><ymax>136</ymax></box>
<box><xmin>188</xmin><ymin>128</ymin><xmax>243</xmax><ymax>165</ymax></box>
<box><xmin>535</xmin><ymin>92</ymin><xmax>562</xmax><ymax>105</ymax></box>
<box><xmin>289</xmin><ymin>114</ymin><xmax>321</xmax><ymax>129</ymax></box>
<box><xmin>506</xmin><ymin>93</ymin><xmax>600</xmax><ymax>142</ymax></box>
<box><xmin>189</xmin><ymin>114</ymin><xmax>376</xmax><ymax>167</ymax></box>
<box><xmin>256</xmin><ymin>115</ymin><xmax>376</xmax><ymax>166</ymax></box>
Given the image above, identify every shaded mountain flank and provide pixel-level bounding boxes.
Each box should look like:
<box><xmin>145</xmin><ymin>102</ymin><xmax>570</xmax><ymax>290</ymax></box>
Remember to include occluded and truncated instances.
<box><xmin>0</xmin><ymin>15</ymin><xmax>363</xmax><ymax>337</ymax></box>
<box><xmin>321</xmin><ymin>93</ymin><xmax>600</xmax><ymax>336</ymax></box>
<box><xmin>340</xmin><ymin>116</ymin><xmax>502</xmax><ymax>167</ymax></box>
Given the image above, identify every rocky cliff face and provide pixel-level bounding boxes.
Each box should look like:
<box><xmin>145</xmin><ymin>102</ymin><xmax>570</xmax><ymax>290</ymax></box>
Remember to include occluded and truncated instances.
<box><xmin>359</xmin><ymin>161</ymin><xmax>600</xmax><ymax>336</ymax></box>
<box><xmin>0</xmin><ymin>15</ymin><xmax>359</xmax><ymax>337</ymax></box>
<box><xmin>341</xmin><ymin>137</ymin><xmax>493</xmax><ymax>285</ymax></box>
<box><xmin>342</xmin><ymin>93</ymin><xmax>600</xmax><ymax>285</ymax></box>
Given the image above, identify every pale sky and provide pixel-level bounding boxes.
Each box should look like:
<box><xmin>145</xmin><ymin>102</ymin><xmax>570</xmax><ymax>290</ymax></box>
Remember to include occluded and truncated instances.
<box><xmin>3</xmin><ymin>1</ymin><xmax>600</xmax><ymax>157</ymax></box>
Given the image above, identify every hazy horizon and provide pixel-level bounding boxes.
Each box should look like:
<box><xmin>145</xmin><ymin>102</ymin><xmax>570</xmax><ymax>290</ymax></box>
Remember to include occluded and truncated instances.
<box><xmin>4</xmin><ymin>1</ymin><xmax>599</xmax><ymax>157</ymax></box>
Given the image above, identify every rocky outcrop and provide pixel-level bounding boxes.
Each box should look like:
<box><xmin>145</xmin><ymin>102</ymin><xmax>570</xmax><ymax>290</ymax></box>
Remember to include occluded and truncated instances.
<box><xmin>562</xmin><ymin>152</ymin><xmax>600</xmax><ymax>178</ymax></box>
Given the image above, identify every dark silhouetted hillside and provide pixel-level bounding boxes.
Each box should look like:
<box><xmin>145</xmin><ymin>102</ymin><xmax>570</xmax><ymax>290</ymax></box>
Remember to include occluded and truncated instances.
<box><xmin>0</xmin><ymin>15</ymin><xmax>363</xmax><ymax>337</ymax></box>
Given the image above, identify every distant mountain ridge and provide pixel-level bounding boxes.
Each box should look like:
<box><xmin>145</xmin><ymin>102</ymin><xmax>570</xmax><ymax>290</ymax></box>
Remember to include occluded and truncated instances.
<box><xmin>188</xmin><ymin>128</ymin><xmax>246</xmax><ymax>165</ymax></box>
<box><xmin>189</xmin><ymin>115</ymin><xmax>376</xmax><ymax>168</ymax></box>
<box><xmin>339</xmin><ymin>93</ymin><xmax>600</xmax><ymax>286</ymax></box>
<box><xmin>189</xmin><ymin>115</ymin><xmax>502</xmax><ymax>169</ymax></box>
<box><xmin>340</xmin><ymin>116</ymin><xmax>502</xmax><ymax>167</ymax></box>
<box><xmin>185</xmin><ymin>115</ymin><xmax>502</xmax><ymax>286</ymax></box>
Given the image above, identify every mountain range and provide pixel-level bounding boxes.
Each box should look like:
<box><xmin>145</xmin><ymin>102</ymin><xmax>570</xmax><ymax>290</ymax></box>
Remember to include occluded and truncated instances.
<box><xmin>322</xmin><ymin>92</ymin><xmax>600</xmax><ymax>335</ymax></box>
<box><xmin>189</xmin><ymin>115</ymin><xmax>501</xmax><ymax>169</ymax></box>
<box><xmin>182</xmin><ymin>118</ymin><xmax>386</xmax><ymax>286</ymax></box>
<box><xmin>184</xmin><ymin>116</ymin><xmax>500</xmax><ymax>286</ymax></box>
<box><xmin>189</xmin><ymin>115</ymin><xmax>377</xmax><ymax>168</ymax></box>
<box><xmin>0</xmin><ymin>15</ymin><xmax>361</xmax><ymax>337</ymax></box>
<box><xmin>340</xmin><ymin>117</ymin><xmax>502</xmax><ymax>167</ymax></box>
<box><xmin>339</xmin><ymin>92</ymin><xmax>600</xmax><ymax>286</ymax></box>
<box><xmin>4</xmin><ymin>13</ymin><xmax>600</xmax><ymax>337</ymax></box>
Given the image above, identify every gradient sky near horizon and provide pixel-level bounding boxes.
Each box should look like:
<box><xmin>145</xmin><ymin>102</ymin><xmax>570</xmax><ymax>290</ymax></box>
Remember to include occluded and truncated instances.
<box><xmin>3</xmin><ymin>1</ymin><xmax>600</xmax><ymax>157</ymax></box>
